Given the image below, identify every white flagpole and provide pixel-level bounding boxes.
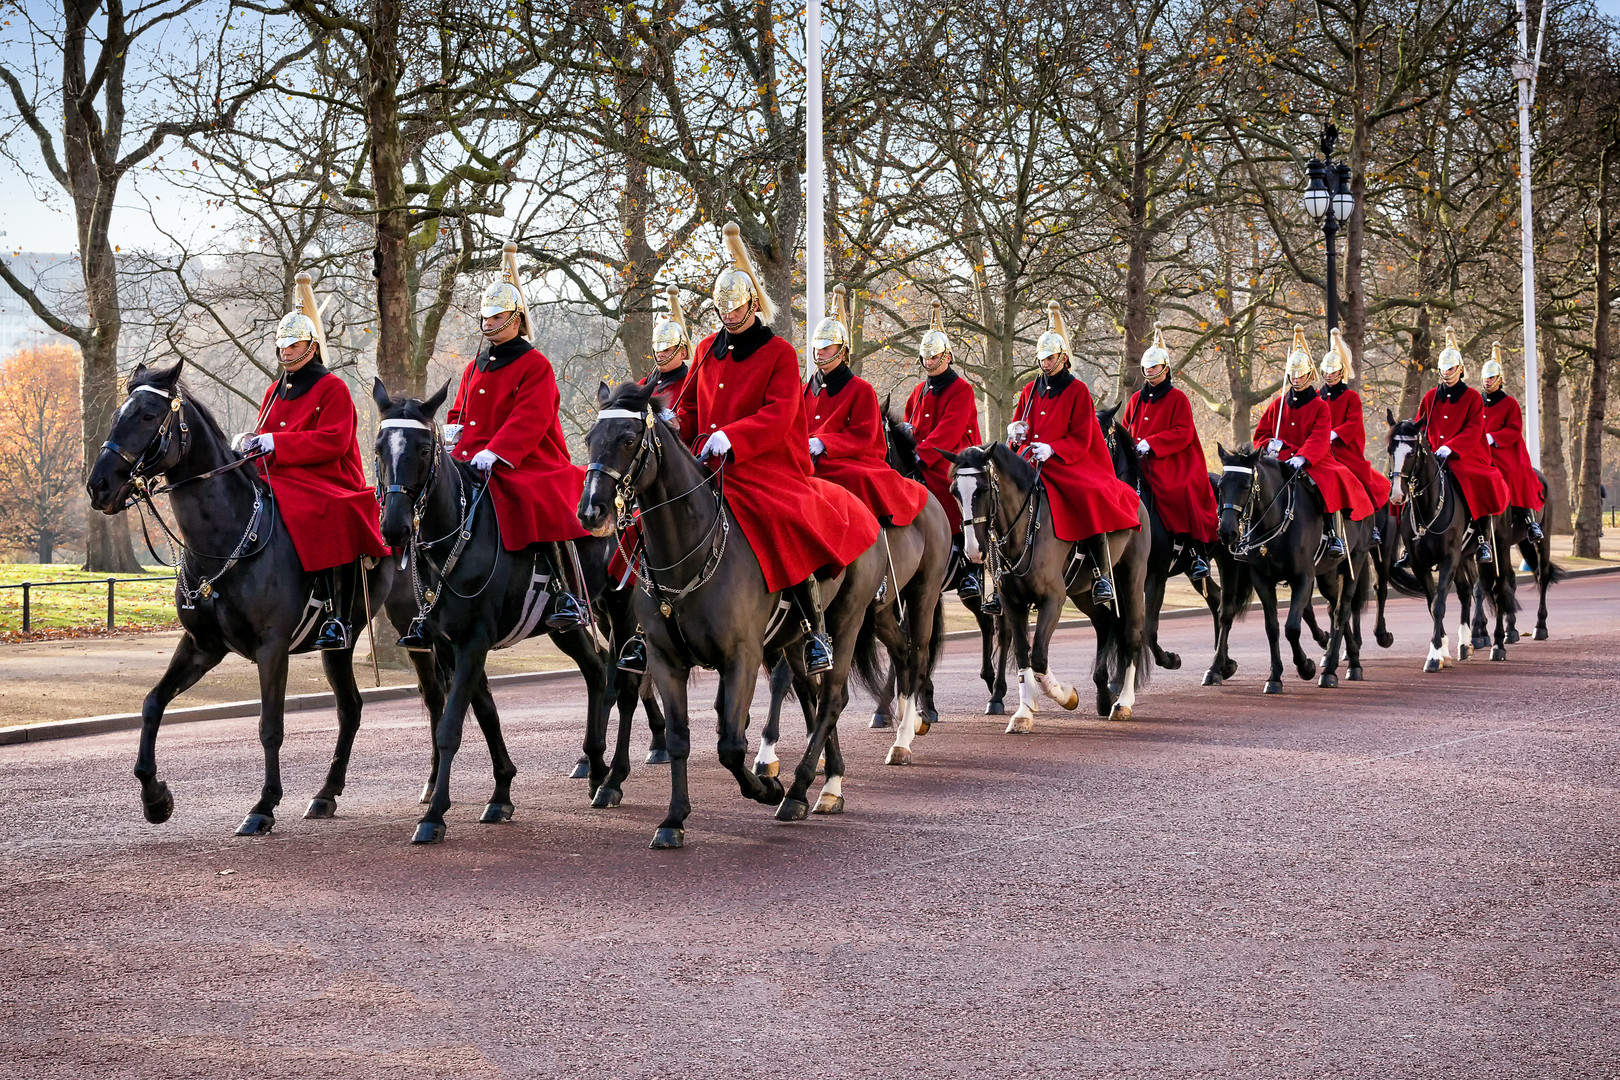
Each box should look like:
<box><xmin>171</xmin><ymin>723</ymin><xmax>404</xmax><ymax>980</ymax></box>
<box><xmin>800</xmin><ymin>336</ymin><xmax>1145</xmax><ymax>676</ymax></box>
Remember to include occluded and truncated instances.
<box><xmin>1515</xmin><ymin>0</ymin><xmax>1547</xmax><ymax>468</ymax></box>
<box><xmin>805</xmin><ymin>0</ymin><xmax>824</xmax><ymax>380</ymax></box>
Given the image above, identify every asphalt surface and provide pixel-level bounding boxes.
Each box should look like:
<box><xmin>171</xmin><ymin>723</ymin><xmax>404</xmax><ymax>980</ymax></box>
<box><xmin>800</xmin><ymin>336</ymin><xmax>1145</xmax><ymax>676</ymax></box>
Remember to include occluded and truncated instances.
<box><xmin>2</xmin><ymin>575</ymin><xmax>1617</xmax><ymax>1079</ymax></box>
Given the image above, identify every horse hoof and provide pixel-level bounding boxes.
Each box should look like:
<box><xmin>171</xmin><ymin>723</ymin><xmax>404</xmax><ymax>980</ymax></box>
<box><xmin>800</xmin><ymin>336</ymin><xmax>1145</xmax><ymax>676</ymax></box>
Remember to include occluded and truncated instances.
<box><xmin>1457</xmin><ymin>645</ymin><xmax>1472</xmax><ymax>661</ymax></box>
<box><xmin>644</xmin><ymin>748</ymin><xmax>672</xmax><ymax>765</ymax></box>
<box><xmin>1109</xmin><ymin>704</ymin><xmax>1132</xmax><ymax>721</ymax></box>
<box><xmin>411</xmin><ymin>821</ymin><xmax>446</xmax><ymax>844</ymax></box>
<box><xmin>775</xmin><ymin>798</ymin><xmax>810</xmax><ymax>823</ymax></box>
<box><xmin>813</xmin><ymin>793</ymin><xmax>845</xmax><ymax>815</ymax></box>
<box><xmin>1005</xmin><ymin>711</ymin><xmax>1034</xmax><ymax>735</ymax></box>
<box><xmin>1490</xmin><ymin>646</ymin><xmax>1507</xmax><ymax>661</ymax></box>
<box><xmin>1262</xmin><ymin>681</ymin><xmax>1283</xmax><ymax>695</ymax></box>
<box><xmin>1423</xmin><ymin>658</ymin><xmax>1442</xmax><ymax>674</ymax></box>
<box><xmin>142</xmin><ymin>783</ymin><xmax>173</xmax><ymax>825</ymax></box>
<box><xmin>1299</xmin><ymin>659</ymin><xmax>1318</xmax><ymax>681</ymax></box>
<box><xmin>757</xmin><ymin>776</ymin><xmax>785</xmax><ymax>806</ymax></box>
<box><xmin>1201</xmin><ymin>670</ymin><xmax>1223</xmax><ymax>687</ymax></box>
<box><xmin>1441</xmin><ymin>655</ymin><xmax>1455</xmax><ymax>668</ymax></box>
<box><xmin>1376</xmin><ymin>631</ymin><xmax>1395</xmax><ymax>649</ymax></box>
<box><xmin>868</xmin><ymin>712</ymin><xmax>892</xmax><ymax>729</ymax></box>
<box><xmin>915</xmin><ymin>717</ymin><xmax>931</xmax><ymax>737</ymax></box>
<box><xmin>589</xmin><ymin>785</ymin><xmax>622</xmax><ymax>809</ymax></box>
<box><xmin>1060</xmin><ymin>689</ymin><xmax>1080</xmax><ymax>711</ymax></box>
<box><xmin>567</xmin><ymin>757</ymin><xmax>591</xmax><ymax>780</ymax></box>
<box><xmin>235</xmin><ymin>813</ymin><xmax>274</xmax><ymax>837</ymax></box>
<box><xmin>1317</xmin><ymin>672</ymin><xmax>1338</xmax><ymax>689</ymax></box>
<box><xmin>480</xmin><ymin>801</ymin><xmax>516</xmax><ymax>823</ymax></box>
<box><xmin>303</xmin><ymin>797</ymin><xmax>337</xmax><ymax>820</ymax></box>
<box><xmin>984</xmin><ymin>699</ymin><xmax>1006</xmax><ymax>716</ymax></box>
<box><xmin>753</xmin><ymin>759</ymin><xmax>780</xmax><ymax>779</ymax></box>
<box><xmin>886</xmin><ymin>746</ymin><xmax>913</xmax><ymax>766</ymax></box>
<box><xmin>1160</xmin><ymin>652</ymin><xmax>1182</xmax><ymax>670</ymax></box>
<box><xmin>1347</xmin><ymin>667</ymin><xmax>1364</xmax><ymax>682</ymax></box>
<box><xmin>1505</xmin><ymin>628</ymin><xmax>1521</xmax><ymax>644</ymax></box>
<box><xmin>926</xmin><ymin>708</ymin><xmax>939</xmax><ymax>727</ymax></box>
<box><xmin>650</xmin><ymin>827</ymin><xmax>685</xmax><ymax>850</ymax></box>
<box><xmin>1534</xmin><ymin>627</ymin><xmax>1549</xmax><ymax>641</ymax></box>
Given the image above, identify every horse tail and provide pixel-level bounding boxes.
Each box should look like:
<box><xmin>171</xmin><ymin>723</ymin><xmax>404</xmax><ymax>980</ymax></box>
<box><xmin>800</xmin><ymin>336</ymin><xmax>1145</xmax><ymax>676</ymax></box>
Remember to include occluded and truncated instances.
<box><xmin>851</xmin><ymin>606</ymin><xmax>887</xmax><ymax>699</ymax></box>
<box><xmin>1527</xmin><ymin>542</ymin><xmax>1568</xmax><ymax>586</ymax></box>
<box><xmin>1387</xmin><ymin>562</ymin><xmax>1427</xmax><ymax>599</ymax></box>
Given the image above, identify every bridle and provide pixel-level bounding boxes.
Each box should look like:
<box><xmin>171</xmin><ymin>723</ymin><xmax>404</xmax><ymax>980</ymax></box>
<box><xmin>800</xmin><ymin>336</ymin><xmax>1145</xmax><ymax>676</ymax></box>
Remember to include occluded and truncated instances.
<box><xmin>1219</xmin><ymin>458</ymin><xmax>1299</xmax><ymax>557</ymax></box>
<box><xmin>959</xmin><ymin>454</ymin><xmax>1043</xmax><ymax>582</ymax></box>
<box><xmin>1388</xmin><ymin>432</ymin><xmax>1450</xmax><ymax>540</ymax></box>
<box><xmin>103</xmin><ymin>385</ymin><xmax>190</xmax><ymax>490</ymax></box>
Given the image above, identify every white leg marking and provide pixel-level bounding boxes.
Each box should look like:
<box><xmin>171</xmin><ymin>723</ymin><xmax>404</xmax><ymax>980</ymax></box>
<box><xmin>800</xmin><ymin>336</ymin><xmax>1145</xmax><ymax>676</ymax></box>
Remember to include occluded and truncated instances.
<box><xmin>817</xmin><ymin>774</ymin><xmax>843</xmax><ymax>799</ymax></box>
<box><xmin>754</xmin><ymin>739</ymin><xmax>778</xmax><ymax>769</ymax></box>
<box><xmin>1115</xmin><ymin>663</ymin><xmax>1137</xmax><ymax>711</ymax></box>
<box><xmin>956</xmin><ymin>476</ymin><xmax>981</xmax><ymax>562</ymax></box>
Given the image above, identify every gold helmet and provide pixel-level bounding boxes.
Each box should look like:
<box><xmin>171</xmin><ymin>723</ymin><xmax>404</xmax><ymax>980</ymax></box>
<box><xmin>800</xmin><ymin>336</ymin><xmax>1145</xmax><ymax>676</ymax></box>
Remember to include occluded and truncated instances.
<box><xmin>651</xmin><ymin>286</ymin><xmax>690</xmax><ymax>354</ymax></box>
<box><xmin>1481</xmin><ymin>341</ymin><xmax>1505</xmax><ymax>382</ymax></box>
<box><xmin>811</xmin><ymin>284</ymin><xmax>852</xmax><ymax>353</ymax></box>
<box><xmin>918</xmin><ymin>298</ymin><xmax>951</xmax><ymax>361</ymax></box>
<box><xmin>275</xmin><ymin>272</ymin><xmax>329</xmax><ymax>364</ymax></box>
<box><xmin>1285</xmin><ymin>325</ymin><xmax>1314</xmax><ymax>379</ymax></box>
<box><xmin>480</xmin><ymin>241</ymin><xmax>533</xmax><ymax>335</ymax></box>
<box><xmin>1319</xmin><ymin>327</ymin><xmax>1354</xmax><ymax>379</ymax></box>
<box><xmin>1141</xmin><ymin>322</ymin><xmax>1170</xmax><ymax>373</ymax></box>
<box><xmin>711</xmin><ymin>222</ymin><xmax>775</xmax><ymax>323</ymax></box>
<box><xmin>1437</xmin><ymin>325</ymin><xmax>1464</xmax><ymax>373</ymax></box>
<box><xmin>1035</xmin><ymin>301</ymin><xmax>1071</xmax><ymax>362</ymax></box>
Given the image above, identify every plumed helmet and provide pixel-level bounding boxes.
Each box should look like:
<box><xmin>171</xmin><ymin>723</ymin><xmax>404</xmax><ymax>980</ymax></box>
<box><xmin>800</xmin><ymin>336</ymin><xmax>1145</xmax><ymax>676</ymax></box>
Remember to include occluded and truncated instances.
<box><xmin>651</xmin><ymin>286</ymin><xmax>690</xmax><ymax>354</ymax></box>
<box><xmin>1285</xmin><ymin>325</ymin><xmax>1315</xmax><ymax>379</ymax></box>
<box><xmin>1437</xmin><ymin>325</ymin><xmax>1464</xmax><ymax>373</ymax></box>
<box><xmin>1481</xmin><ymin>341</ymin><xmax>1505</xmax><ymax>381</ymax></box>
<box><xmin>711</xmin><ymin>222</ymin><xmax>776</xmax><ymax>323</ymax></box>
<box><xmin>918</xmin><ymin>298</ymin><xmax>951</xmax><ymax>360</ymax></box>
<box><xmin>275</xmin><ymin>272</ymin><xmax>329</xmax><ymax>363</ymax></box>
<box><xmin>1141</xmin><ymin>322</ymin><xmax>1170</xmax><ymax>373</ymax></box>
<box><xmin>1035</xmin><ymin>301</ymin><xmax>1071</xmax><ymax>362</ymax></box>
<box><xmin>480</xmin><ymin>242</ymin><xmax>533</xmax><ymax>333</ymax></box>
<box><xmin>811</xmin><ymin>284</ymin><xmax>852</xmax><ymax>352</ymax></box>
<box><xmin>1319</xmin><ymin>327</ymin><xmax>1354</xmax><ymax>379</ymax></box>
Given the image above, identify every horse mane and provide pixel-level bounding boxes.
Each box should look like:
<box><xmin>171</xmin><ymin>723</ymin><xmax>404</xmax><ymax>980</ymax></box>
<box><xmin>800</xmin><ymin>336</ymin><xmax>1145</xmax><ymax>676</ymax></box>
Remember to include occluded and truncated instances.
<box><xmin>126</xmin><ymin>368</ymin><xmax>232</xmax><ymax>451</ymax></box>
<box><xmin>605</xmin><ymin>378</ymin><xmax>657</xmax><ymax>413</ymax></box>
<box><xmin>989</xmin><ymin>440</ymin><xmax>1038</xmax><ymax>488</ymax></box>
<box><xmin>885</xmin><ymin>409</ymin><xmax>922</xmax><ymax>475</ymax></box>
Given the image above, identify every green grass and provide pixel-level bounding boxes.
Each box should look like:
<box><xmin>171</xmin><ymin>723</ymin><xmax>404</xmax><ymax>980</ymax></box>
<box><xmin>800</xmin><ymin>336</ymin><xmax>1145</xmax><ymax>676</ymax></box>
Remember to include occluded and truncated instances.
<box><xmin>0</xmin><ymin>563</ymin><xmax>179</xmax><ymax>634</ymax></box>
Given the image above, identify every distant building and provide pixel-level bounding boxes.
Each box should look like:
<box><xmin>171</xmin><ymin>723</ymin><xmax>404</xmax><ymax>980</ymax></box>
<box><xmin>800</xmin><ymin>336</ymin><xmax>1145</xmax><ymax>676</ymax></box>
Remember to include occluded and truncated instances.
<box><xmin>0</xmin><ymin>253</ymin><xmax>79</xmax><ymax>356</ymax></box>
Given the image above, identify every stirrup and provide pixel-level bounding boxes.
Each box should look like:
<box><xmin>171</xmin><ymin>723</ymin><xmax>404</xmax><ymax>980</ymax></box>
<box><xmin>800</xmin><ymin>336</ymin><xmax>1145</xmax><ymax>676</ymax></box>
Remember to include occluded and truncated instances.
<box><xmin>803</xmin><ymin>632</ymin><xmax>834</xmax><ymax>675</ymax></box>
<box><xmin>1394</xmin><ymin>550</ymin><xmax>1410</xmax><ymax>569</ymax></box>
<box><xmin>1091</xmin><ymin>574</ymin><xmax>1115</xmax><ymax>604</ymax></box>
<box><xmin>1371</xmin><ymin>526</ymin><xmax>1382</xmax><ymax>545</ymax></box>
<box><xmin>980</xmin><ymin>589</ymin><xmax>1003</xmax><ymax>616</ymax></box>
<box><xmin>617</xmin><ymin>632</ymin><xmax>648</xmax><ymax>674</ymax></box>
<box><xmin>956</xmin><ymin>570</ymin><xmax>981</xmax><ymax>600</ymax></box>
<box><xmin>396</xmin><ymin>617</ymin><xmax>433</xmax><ymax>652</ymax></box>
<box><xmin>545</xmin><ymin>591</ymin><xmax>586</xmax><ymax>631</ymax></box>
<box><xmin>1528</xmin><ymin>519</ymin><xmax>1544</xmax><ymax>541</ymax></box>
<box><xmin>314</xmin><ymin>616</ymin><xmax>352</xmax><ymax>651</ymax></box>
<box><xmin>1189</xmin><ymin>554</ymin><xmax>1210</xmax><ymax>581</ymax></box>
<box><xmin>1476</xmin><ymin>541</ymin><xmax>1494</xmax><ymax>565</ymax></box>
<box><xmin>1326</xmin><ymin>535</ymin><xmax>1346</xmax><ymax>559</ymax></box>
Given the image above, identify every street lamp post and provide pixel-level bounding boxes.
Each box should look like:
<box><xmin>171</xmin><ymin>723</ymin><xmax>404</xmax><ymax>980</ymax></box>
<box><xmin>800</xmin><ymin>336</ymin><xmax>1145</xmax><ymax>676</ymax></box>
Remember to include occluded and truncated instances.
<box><xmin>1303</xmin><ymin>123</ymin><xmax>1356</xmax><ymax>332</ymax></box>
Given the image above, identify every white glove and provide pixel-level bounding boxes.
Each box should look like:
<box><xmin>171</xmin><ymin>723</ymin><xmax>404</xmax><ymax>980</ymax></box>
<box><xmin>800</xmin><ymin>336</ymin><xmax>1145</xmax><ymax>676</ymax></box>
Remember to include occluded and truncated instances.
<box><xmin>1329</xmin><ymin>429</ymin><xmax>1340</xmax><ymax>442</ymax></box>
<box><xmin>1266</xmin><ymin>438</ymin><xmax>1283</xmax><ymax>456</ymax></box>
<box><xmin>1436</xmin><ymin>445</ymin><xmax>1453</xmax><ymax>459</ymax></box>
<box><xmin>1286</xmin><ymin>455</ymin><xmax>1306</xmax><ymax>469</ymax></box>
<box><xmin>1029</xmin><ymin>442</ymin><xmax>1053</xmax><ymax>462</ymax></box>
<box><xmin>470</xmin><ymin>449</ymin><xmax>499</xmax><ymax>472</ymax></box>
<box><xmin>1007</xmin><ymin>420</ymin><xmax>1028</xmax><ymax>442</ymax></box>
<box><xmin>808</xmin><ymin>437</ymin><xmax>825</xmax><ymax>457</ymax></box>
<box><xmin>256</xmin><ymin>433</ymin><xmax>273</xmax><ymax>453</ymax></box>
<box><xmin>658</xmin><ymin>408</ymin><xmax>677</xmax><ymax>425</ymax></box>
<box><xmin>1486</xmin><ymin>433</ymin><xmax>1496</xmax><ymax>446</ymax></box>
<box><xmin>701</xmin><ymin>430</ymin><xmax>731</xmax><ymax>460</ymax></box>
<box><xmin>231</xmin><ymin>432</ymin><xmax>256</xmax><ymax>453</ymax></box>
<box><xmin>442</xmin><ymin>423</ymin><xmax>463</xmax><ymax>448</ymax></box>
<box><xmin>1134</xmin><ymin>439</ymin><xmax>1150</xmax><ymax>455</ymax></box>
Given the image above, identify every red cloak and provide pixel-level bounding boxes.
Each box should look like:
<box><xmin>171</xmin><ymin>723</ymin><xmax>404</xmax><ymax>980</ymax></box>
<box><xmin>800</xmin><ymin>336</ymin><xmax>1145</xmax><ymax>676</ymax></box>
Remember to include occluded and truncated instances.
<box><xmin>446</xmin><ymin>343</ymin><xmax>587</xmax><ymax>550</ymax></box>
<box><xmin>1321</xmin><ymin>384</ymin><xmax>1390</xmax><ymax>510</ymax></box>
<box><xmin>1482</xmin><ymin>390</ymin><xmax>1545</xmax><ymax>511</ymax></box>
<box><xmin>1122</xmin><ymin>381</ymin><xmax>1218</xmax><ymax>542</ymax></box>
<box><xmin>1253</xmin><ymin>389</ymin><xmax>1376</xmax><ymax>520</ymax></box>
<box><xmin>674</xmin><ymin>328</ymin><xmax>879</xmax><ymax>592</ymax></box>
<box><xmin>904</xmin><ymin>371</ymin><xmax>981</xmax><ymax>533</ymax></box>
<box><xmin>805</xmin><ymin>370</ymin><xmax>928</xmax><ymax>527</ymax></box>
<box><xmin>1416</xmin><ymin>384</ymin><xmax>1510</xmax><ymax>519</ymax></box>
<box><xmin>1012</xmin><ymin>374</ymin><xmax>1140</xmax><ymax>542</ymax></box>
<box><xmin>256</xmin><ymin>372</ymin><xmax>388</xmax><ymax>573</ymax></box>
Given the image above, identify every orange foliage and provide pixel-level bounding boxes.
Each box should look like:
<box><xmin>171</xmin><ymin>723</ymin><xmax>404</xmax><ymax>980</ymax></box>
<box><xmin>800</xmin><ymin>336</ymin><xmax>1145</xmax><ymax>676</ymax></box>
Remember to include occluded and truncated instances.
<box><xmin>0</xmin><ymin>344</ymin><xmax>84</xmax><ymax>563</ymax></box>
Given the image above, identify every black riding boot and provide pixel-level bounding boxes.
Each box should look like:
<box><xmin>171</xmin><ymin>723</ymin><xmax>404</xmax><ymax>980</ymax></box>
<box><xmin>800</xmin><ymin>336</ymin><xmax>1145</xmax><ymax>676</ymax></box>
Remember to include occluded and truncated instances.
<box><xmin>314</xmin><ymin>561</ymin><xmax>357</xmax><ymax>651</ymax></box>
<box><xmin>618</xmin><ymin>627</ymin><xmax>648</xmax><ymax>674</ymax></box>
<box><xmin>1187</xmin><ymin>541</ymin><xmax>1210</xmax><ymax>581</ymax></box>
<box><xmin>396</xmin><ymin>616</ymin><xmax>432</xmax><ymax>652</ymax></box>
<box><xmin>951</xmin><ymin>534</ymin><xmax>981</xmax><ymax>601</ymax></box>
<box><xmin>1323</xmin><ymin>512</ymin><xmax>1346</xmax><ymax>559</ymax></box>
<box><xmin>788</xmin><ymin>576</ymin><xmax>834</xmax><ymax>675</ymax></box>
<box><xmin>1474</xmin><ymin>520</ymin><xmax>1494</xmax><ymax>564</ymax></box>
<box><xmin>1523</xmin><ymin>508</ymin><xmax>1545</xmax><ymax>542</ymax></box>
<box><xmin>1089</xmin><ymin>535</ymin><xmax>1115</xmax><ymax>605</ymax></box>
<box><xmin>544</xmin><ymin>542</ymin><xmax>586</xmax><ymax>631</ymax></box>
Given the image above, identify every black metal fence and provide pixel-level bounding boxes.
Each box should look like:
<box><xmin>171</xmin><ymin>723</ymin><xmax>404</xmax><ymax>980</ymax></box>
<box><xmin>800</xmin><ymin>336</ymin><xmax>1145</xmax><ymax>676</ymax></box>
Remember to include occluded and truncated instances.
<box><xmin>0</xmin><ymin>577</ymin><xmax>160</xmax><ymax>633</ymax></box>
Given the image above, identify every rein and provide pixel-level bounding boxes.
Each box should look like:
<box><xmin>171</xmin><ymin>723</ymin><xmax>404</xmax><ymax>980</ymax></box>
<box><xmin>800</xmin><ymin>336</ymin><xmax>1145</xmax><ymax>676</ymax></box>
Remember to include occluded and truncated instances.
<box><xmin>1221</xmin><ymin>460</ymin><xmax>1300</xmax><ymax>557</ymax></box>
<box><xmin>962</xmin><ymin>456</ymin><xmax>1043</xmax><ymax>582</ymax></box>
<box><xmin>1389</xmin><ymin>435</ymin><xmax>1451</xmax><ymax>541</ymax></box>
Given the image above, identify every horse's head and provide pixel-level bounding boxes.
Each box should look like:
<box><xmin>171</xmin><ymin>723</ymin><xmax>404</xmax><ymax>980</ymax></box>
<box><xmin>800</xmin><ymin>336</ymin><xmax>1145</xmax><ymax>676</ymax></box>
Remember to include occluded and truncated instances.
<box><xmin>371</xmin><ymin>377</ymin><xmax>450</xmax><ymax>549</ymax></box>
<box><xmin>882</xmin><ymin>400</ymin><xmax>923</xmax><ymax>480</ymax></box>
<box><xmin>579</xmin><ymin>379</ymin><xmax>665</xmax><ymax>537</ymax></box>
<box><xmin>88</xmin><ymin>359</ymin><xmax>189</xmax><ymax>514</ymax></box>
<box><xmin>944</xmin><ymin>443</ymin><xmax>1001</xmax><ymax>564</ymax></box>
<box><xmin>1214</xmin><ymin>442</ymin><xmax>1262</xmax><ymax>547</ymax></box>
<box><xmin>1385</xmin><ymin>409</ymin><xmax>1427</xmax><ymax>507</ymax></box>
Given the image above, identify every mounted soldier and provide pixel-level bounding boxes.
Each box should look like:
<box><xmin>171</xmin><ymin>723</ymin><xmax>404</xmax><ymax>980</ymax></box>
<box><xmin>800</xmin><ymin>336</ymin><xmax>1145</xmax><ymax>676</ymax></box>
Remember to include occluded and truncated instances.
<box><xmin>1252</xmin><ymin>326</ymin><xmax>1374</xmax><ymax>559</ymax></box>
<box><xmin>904</xmin><ymin>299</ymin><xmax>984</xmax><ymax>603</ymax></box>
<box><xmin>1415</xmin><ymin>327</ymin><xmax>1511</xmax><ymax>564</ymax></box>
<box><xmin>672</xmin><ymin>222</ymin><xmax>880</xmax><ymax>674</ymax></box>
<box><xmin>1121</xmin><ymin>323</ymin><xmax>1217</xmax><ymax>580</ymax></box>
<box><xmin>434</xmin><ymin>241</ymin><xmax>585</xmax><ymax>641</ymax></box>
<box><xmin>805</xmin><ymin>284</ymin><xmax>929</xmax><ymax>527</ymax></box>
<box><xmin>233</xmin><ymin>272</ymin><xmax>387</xmax><ymax>650</ymax></box>
<box><xmin>1480</xmin><ymin>341</ymin><xmax>1546</xmax><ymax>542</ymax></box>
<box><xmin>1317</xmin><ymin>327</ymin><xmax>1390</xmax><ymax>543</ymax></box>
<box><xmin>1005</xmin><ymin>301</ymin><xmax>1141</xmax><ymax>605</ymax></box>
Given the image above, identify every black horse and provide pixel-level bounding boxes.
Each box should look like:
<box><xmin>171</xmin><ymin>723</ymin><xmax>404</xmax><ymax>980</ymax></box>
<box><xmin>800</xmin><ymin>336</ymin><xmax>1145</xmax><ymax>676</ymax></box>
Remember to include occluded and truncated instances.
<box><xmin>1214</xmin><ymin>446</ymin><xmax>1373</xmax><ymax>692</ymax></box>
<box><xmin>578</xmin><ymin>380</ymin><xmax>887</xmax><ymax>847</ymax></box>
<box><xmin>371</xmin><ymin>380</ymin><xmax>641</xmax><ymax>843</ymax></box>
<box><xmin>1477</xmin><ymin>471</ymin><xmax>1563</xmax><ymax>648</ymax></box>
<box><xmin>86</xmin><ymin>359</ymin><xmax>396</xmax><ymax>835</ymax></box>
<box><xmin>1384</xmin><ymin>414</ymin><xmax>1514</xmax><ymax>672</ymax></box>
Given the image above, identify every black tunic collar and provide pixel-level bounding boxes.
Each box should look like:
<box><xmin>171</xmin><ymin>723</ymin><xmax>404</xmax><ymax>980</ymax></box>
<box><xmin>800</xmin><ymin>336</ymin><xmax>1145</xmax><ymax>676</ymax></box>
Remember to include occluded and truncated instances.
<box><xmin>925</xmin><ymin>366</ymin><xmax>959</xmax><ymax>395</ymax></box>
<box><xmin>1436</xmin><ymin>379</ymin><xmax>1468</xmax><ymax>405</ymax></box>
<box><xmin>1285</xmin><ymin>384</ymin><xmax>1319</xmax><ymax>410</ymax></box>
<box><xmin>278</xmin><ymin>359</ymin><xmax>330</xmax><ymax>401</ymax></box>
<box><xmin>1320</xmin><ymin>380</ymin><xmax>1349</xmax><ymax>402</ymax></box>
<box><xmin>1037</xmin><ymin>369</ymin><xmax>1075</xmax><ymax>398</ymax></box>
<box><xmin>713</xmin><ymin>319</ymin><xmax>774</xmax><ymax>363</ymax></box>
<box><xmin>1140</xmin><ymin>374</ymin><xmax>1172</xmax><ymax>404</ymax></box>
<box><xmin>1483</xmin><ymin>387</ymin><xmax>1507</xmax><ymax>407</ymax></box>
<box><xmin>811</xmin><ymin>362</ymin><xmax>855</xmax><ymax>397</ymax></box>
<box><xmin>478</xmin><ymin>336</ymin><xmax>533</xmax><ymax>373</ymax></box>
<box><xmin>651</xmin><ymin>363</ymin><xmax>688</xmax><ymax>394</ymax></box>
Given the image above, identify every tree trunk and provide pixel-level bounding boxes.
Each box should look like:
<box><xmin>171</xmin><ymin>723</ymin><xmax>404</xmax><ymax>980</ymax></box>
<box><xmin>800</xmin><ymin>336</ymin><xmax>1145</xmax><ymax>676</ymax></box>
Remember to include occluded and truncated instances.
<box><xmin>1574</xmin><ymin>140</ymin><xmax>1613</xmax><ymax>559</ymax></box>
<box><xmin>1399</xmin><ymin>304</ymin><xmax>1434</xmax><ymax>420</ymax></box>
<box><xmin>1344</xmin><ymin>57</ymin><xmax>1370</xmax><ymax>379</ymax></box>
<box><xmin>39</xmin><ymin>532</ymin><xmax>53</xmax><ymax>565</ymax></box>
<box><xmin>617</xmin><ymin>63</ymin><xmax>655</xmax><ymax>379</ymax></box>
<box><xmin>367</xmin><ymin>0</ymin><xmax>412</xmax><ymax>393</ymax></box>
<box><xmin>1119</xmin><ymin>85</ymin><xmax>1152</xmax><ymax>401</ymax></box>
<box><xmin>1539</xmin><ymin>342</ymin><xmax>1573</xmax><ymax>534</ymax></box>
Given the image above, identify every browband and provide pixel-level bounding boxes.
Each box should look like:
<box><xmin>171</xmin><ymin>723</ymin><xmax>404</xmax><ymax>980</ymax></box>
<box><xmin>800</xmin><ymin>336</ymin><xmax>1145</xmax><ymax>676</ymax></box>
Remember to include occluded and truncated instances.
<box><xmin>131</xmin><ymin>385</ymin><xmax>171</xmax><ymax>398</ymax></box>
<box><xmin>955</xmin><ymin>467</ymin><xmax>982</xmax><ymax>475</ymax></box>
<box><xmin>597</xmin><ymin>408</ymin><xmax>646</xmax><ymax>421</ymax></box>
<box><xmin>1222</xmin><ymin>465</ymin><xmax>1254</xmax><ymax>474</ymax></box>
<box><xmin>379</xmin><ymin>419</ymin><xmax>433</xmax><ymax>431</ymax></box>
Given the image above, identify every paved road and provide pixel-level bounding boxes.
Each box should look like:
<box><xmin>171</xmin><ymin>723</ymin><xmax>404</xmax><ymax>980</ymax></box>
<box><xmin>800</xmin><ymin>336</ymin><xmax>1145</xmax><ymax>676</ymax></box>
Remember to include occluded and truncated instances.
<box><xmin>3</xmin><ymin>576</ymin><xmax>1617</xmax><ymax>1078</ymax></box>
